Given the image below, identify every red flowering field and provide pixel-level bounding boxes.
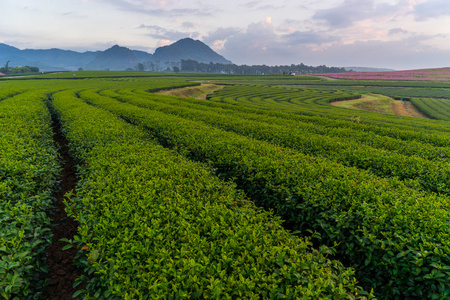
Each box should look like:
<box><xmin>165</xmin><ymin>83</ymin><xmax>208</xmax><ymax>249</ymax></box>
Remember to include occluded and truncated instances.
<box><xmin>323</xmin><ymin>67</ymin><xmax>450</xmax><ymax>81</ymax></box>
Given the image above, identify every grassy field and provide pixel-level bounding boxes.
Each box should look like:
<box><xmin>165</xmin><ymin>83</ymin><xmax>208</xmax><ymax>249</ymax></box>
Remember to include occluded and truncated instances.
<box><xmin>155</xmin><ymin>83</ymin><xmax>225</xmax><ymax>99</ymax></box>
<box><xmin>329</xmin><ymin>93</ymin><xmax>428</xmax><ymax>118</ymax></box>
<box><xmin>1</xmin><ymin>70</ymin><xmax>450</xmax><ymax>299</ymax></box>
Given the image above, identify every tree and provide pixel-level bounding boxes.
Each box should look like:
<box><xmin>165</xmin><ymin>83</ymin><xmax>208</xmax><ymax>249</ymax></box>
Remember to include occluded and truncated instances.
<box><xmin>145</xmin><ymin>62</ymin><xmax>155</xmax><ymax>72</ymax></box>
<box><xmin>136</xmin><ymin>63</ymin><xmax>145</xmax><ymax>72</ymax></box>
<box><xmin>0</xmin><ymin>63</ymin><xmax>39</xmax><ymax>74</ymax></box>
<box><xmin>181</xmin><ymin>59</ymin><xmax>198</xmax><ymax>71</ymax></box>
<box><xmin>0</xmin><ymin>60</ymin><xmax>10</xmax><ymax>74</ymax></box>
<box><xmin>20</xmin><ymin>66</ymin><xmax>31</xmax><ymax>73</ymax></box>
<box><xmin>173</xmin><ymin>66</ymin><xmax>180</xmax><ymax>73</ymax></box>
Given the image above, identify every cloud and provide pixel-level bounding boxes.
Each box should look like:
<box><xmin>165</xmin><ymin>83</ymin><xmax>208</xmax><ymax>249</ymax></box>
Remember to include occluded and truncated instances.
<box><xmin>242</xmin><ymin>1</ymin><xmax>282</xmax><ymax>10</ymax></box>
<box><xmin>182</xmin><ymin>22</ymin><xmax>195</xmax><ymax>28</ymax></box>
<box><xmin>202</xmin><ymin>19</ymin><xmax>332</xmax><ymax>65</ymax></box>
<box><xmin>243</xmin><ymin>1</ymin><xmax>260</xmax><ymax>9</ymax></box>
<box><xmin>97</xmin><ymin>0</ymin><xmax>211</xmax><ymax>17</ymax></box>
<box><xmin>203</xmin><ymin>18</ymin><xmax>338</xmax><ymax>65</ymax></box>
<box><xmin>138</xmin><ymin>24</ymin><xmax>196</xmax><ymax>41</ymax></box>
<box><xmin>202</xmin><ymin>27</ymin><xmax>241</xmax><ymax>45</ymax></box>
<box><xmin>414</xmin><ymin>0</ymin><xmax>450</xmax><ymax>21</ymax></box>
<box><xmin>307</xmin><ymin>36</ymin><xmax>450</xmax><ymax>69</ymax></box>
<box><xmin>210</xmin><ymin>39</ymin><xmax>225</xmax><ymax>51</ymax></box>
<box><xmin>202</xmin><ymin>16</ymin><xmax>450</xmax><ymax>70</ymax></box>
<box><xmin>209</xmin><ymin>19</ymin><xmax>293</xmax><ymax>65</ymax></box>
<box><xmin>313</xmin><ymin>0</ymin><xmax>372</xmax><ymax>27</ymax></box>
<box><xmin>389</xmin><ymin>28</ymin><xmax>408</xmax><ymax>35</ymax></box>
<box><xmin>313</xmin><ymin>0</ymin><xmax>409</xmax><ymax>28</ymax></box>
<box><xmin>284</xmin><ymin>33</ymin><xmax>450</xmax><ymax>69</ymax></box>
<box><xmin>284</xmin><ymin>30</ymin><xmax>335</xmax><ymax>45</ymax></box>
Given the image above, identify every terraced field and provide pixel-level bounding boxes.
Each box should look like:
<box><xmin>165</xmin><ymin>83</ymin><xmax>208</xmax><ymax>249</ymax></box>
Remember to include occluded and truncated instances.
<box><xmin>1</xmin><ymin>72</ymin><xmax>450</xmax><ymax>299</ymax></box>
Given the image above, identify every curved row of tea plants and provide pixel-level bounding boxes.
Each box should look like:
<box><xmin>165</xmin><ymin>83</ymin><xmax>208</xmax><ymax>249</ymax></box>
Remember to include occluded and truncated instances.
<box><xmin>209</xmin><ymin>84</ymin><xmax>450</xmax><ymax>133</ymax></box>
<box><xmin>410</xmin><ymin>98</ymin><xmax>450</xmax><ymax>121</ymax></box>
<box><xmin>126</xmin><ymin>89</ymin><xmax>449</xmax><ymax>162</ymax></box>
<box><xmin>78</xmin><ymin>89</ymin><xmax>450</xmax><ymax>298</ymax></box>
<box><xmin>0</xmin><ymin>89</ymin><xmax>27</xmax><ymax>102</ymax></box>
<box><xmin>207</xmin><ymin>85</ymin><xmax>358</xmax><ymax>111</ymax></box>
<box><xmin>50</xmin><ymin>90</ymin><xmax>370</xmax><ymax>299</ymax></box>
<box><xmin>97</xmin><ymin>89</ymin><xmax>450</xmax><ymax>196</ymax></box>
<box><xmin>208</xmin><ymin>85</ymin><xmax>450</xmax><ymax>148</ymax></box>
<box><xmin>0</xmin><ymin>91</ymin><xmax>60</xmax><ymax>299</ymax></box>
<box><xmin>306</xmin><ymin>84</ymin><xmax>450</xmax><ymax>100</ymax></box>
<box><xmin>211</xmin><ymin>85</ymin><xmax>450</xmax><ymax>131</ymax></box>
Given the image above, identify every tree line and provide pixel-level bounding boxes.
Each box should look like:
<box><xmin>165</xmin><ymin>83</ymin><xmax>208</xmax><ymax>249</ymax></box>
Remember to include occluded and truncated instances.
<box><xmin>129</xmin><ymin>59</ymin><xmax>349</xmax><ymax>75</ymax></box>
<box><xmin>0</xmin><ymin>61</ymin><xmax>40</xmax><ymax>74</ymax></box>
<box><xmin>180</xmin><ymin>59</ymin><xmax>348</xmax><ymax>75</ymax></box>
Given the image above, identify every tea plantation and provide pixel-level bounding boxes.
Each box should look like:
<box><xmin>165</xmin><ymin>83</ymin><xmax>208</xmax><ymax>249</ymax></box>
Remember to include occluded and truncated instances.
<box><xmin>1</xmin><ymin>72</ymin><xmax>449</xmax><ymax>299</ymax></box>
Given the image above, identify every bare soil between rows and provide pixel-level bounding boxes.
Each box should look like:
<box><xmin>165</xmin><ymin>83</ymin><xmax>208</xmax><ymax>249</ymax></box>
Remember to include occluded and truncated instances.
<box><xmin>390</xmin><ymin>100</ymin><xmax>428</xmax><ymax>118</ymax></box>
<box><xmin>41</xmin><ymin>113</ymin><xmax>86</xmax><ymax>299</ymax></box>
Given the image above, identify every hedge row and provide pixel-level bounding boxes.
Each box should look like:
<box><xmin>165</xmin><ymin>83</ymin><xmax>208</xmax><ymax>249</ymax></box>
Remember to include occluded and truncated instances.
<box><xmin>79</xmin><ymin>90</ymin><xmax>450</xmax><ymax>298</ymax></box>
<box><xmin>98</xmin><ymin>89</ymin><xmax>450</xmax><ymax>196</ymax></box>
<box><xmin>410</xmin><ymin>98</ymin><xmax>450</xmax><ymax>121</ymax></box>
<box><xmin>0</xmin><ymin>91</ymin><xmax>60</xmax><ymax>299</ymax></box>
<box><xmin>50</xmin><ymin>90</ymin><xmax>370</xmax><ymax>299</ymax></box>
<box><xmin>129</xmin><ymin>88</ymin><xmax>450</xmax><ymax>162</ymax></box>
<box><xmin>208</xmin><ymin>85</ymin><xmax>450</xmax><ymax>147</ymax></box>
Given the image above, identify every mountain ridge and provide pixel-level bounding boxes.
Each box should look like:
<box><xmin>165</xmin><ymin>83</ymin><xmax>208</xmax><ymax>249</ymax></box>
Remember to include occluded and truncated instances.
<box><xmin>0</xmin><ymin>38</ymin><xmax>232</xmax><ymax>71</ymax></box>
<box><xmin>153</xmin><ymin>38</ymin><xmax>231</xmax><ymax>65</ymax></box>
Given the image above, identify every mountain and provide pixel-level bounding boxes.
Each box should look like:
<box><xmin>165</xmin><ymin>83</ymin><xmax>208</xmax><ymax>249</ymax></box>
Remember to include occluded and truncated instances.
<box><xmin>0</xmin><ymin>43</ymin><xmax>98</xmax><ymax>71</ymax></box>
<box><xmin>0</xmin><ymin>38</ymin><xmax>232</xmax><ymax>71</ymax></box>
<box><xmin>132</xmin><ymin>49</ymin><xmax>154</xmax><ymax>63</ymax></box>
<box><xmin>153</xmin><ymin>38</ymin><xmax>232</xmax><ymax>64</ymax></box>
<box><xmin>22</xmin><ymin>48</ymin><xmax>98</xmax><ymax>70</ymax></box>
<box><xmin>0</xmin><ymin>43</ymin><xmax>21</xmax><ymax>57</ymax></box>
<box><xmin>85</xmin><ymin>45</ymin><xmax>153</xmax><ymax>70</ymax></box>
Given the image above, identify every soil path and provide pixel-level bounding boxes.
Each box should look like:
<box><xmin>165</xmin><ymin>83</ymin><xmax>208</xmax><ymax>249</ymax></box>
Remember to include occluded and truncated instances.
<box><xmin>41</xmin><ymin>110</ymin><xmax>85</xmax><ymax>299</ymax></box>
<box><xmin>390</xmin><ymin>100</ymin><xmax>428</xmax><ymax>118</ymax></box>
<box><xmin>314</xmin><ymin>75</ymin><xmax>338</xmax><ymax>80</ymax></box>
<box><xmin>2</xmin><ymin>72</ymin><xmax>64</xmax><ymax>79</ymax></box>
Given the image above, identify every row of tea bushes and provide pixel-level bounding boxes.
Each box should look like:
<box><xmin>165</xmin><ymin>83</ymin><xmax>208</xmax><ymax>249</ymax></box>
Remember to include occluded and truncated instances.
<box><xmin>51</xmin><ymin>90</ymin><xmax>370</xmax><ymax>299</ymax></box>
<box><xmin>0</xmin><ymin>89</ymin><xmax>26</xmax><ymax>102</ymax></box>
<box><xmin>0</xmin><ymin>91</ymin><xmax>60</xmax><ymax>299</ymax></box>
<box><xmin>98</xmin><ymin>89</ymin><xmax>449</xmax><ymax>196</ymax></box>
<box><xmin>80</xmin><ymin>90</ymin><xmax>450</xmax><ymax>298</ymax></box>
<box><xmin>128</xmin><ymin>88</ymin><xmax>450</xmax><ymax>162</ymax></box>
<box><xmin>208</xmin><ymin>85</ymin><xmax>450</xmax><ymax>147</ymax></box>
<box><xmin>410</xmin><ymin>98</ymin><xmax>450</xmax><ymax>121</ymax></box>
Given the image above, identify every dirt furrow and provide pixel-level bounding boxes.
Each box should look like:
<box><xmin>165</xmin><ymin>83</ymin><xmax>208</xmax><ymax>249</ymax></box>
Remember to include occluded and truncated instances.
<box><xmin>42</xmin><ymin>106</ymin><xmax>85</xmax><ymax>299</ymax></box>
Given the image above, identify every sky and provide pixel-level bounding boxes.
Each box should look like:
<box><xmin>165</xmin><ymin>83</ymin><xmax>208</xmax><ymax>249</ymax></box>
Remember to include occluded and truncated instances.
<box><xmin>1</xmin><ymin>0</ymin><xmax>450</xmax><ymax>70</ymax></box>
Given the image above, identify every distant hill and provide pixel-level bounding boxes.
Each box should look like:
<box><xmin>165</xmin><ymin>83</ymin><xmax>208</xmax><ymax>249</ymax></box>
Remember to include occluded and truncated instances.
<box><xmin>344</xmin><ymin>67</ymin><xmax>396</xmax><ymax>72</ymax></box>
<box><xmin>0</xmin><ymin>43</ymin><xmax>98</xmax><ymax>71</ymax></box>
<box><xmin>0</xmin><ymin>43</ymin><xmax>21</xmax><ymax>58</ymax></box>
<box><xmin>153</xmin><ymin>38</ymin><xmax>232</xmax><ymax>65</ymax></box>
<box><xmin>85</xmin><ymin>45</ymin><xmax>153</xmax><ymax>71</ymax></box>
<box><xmin>0</xmin><ymin>38</ymin><xmax>232</xmax><ymax>71</ymax></box>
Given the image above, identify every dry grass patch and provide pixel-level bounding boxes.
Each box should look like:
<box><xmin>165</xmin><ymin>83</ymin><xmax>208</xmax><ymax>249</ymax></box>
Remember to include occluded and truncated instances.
<box><xmin>156</xmin><ymin>83</ymin><xmax>225</xmax><ymax>100</ymax></box>
<box><xmin>332</xmin><ymin>93</ymin><xmax>428</xmax><ymax>118</ymax></box>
